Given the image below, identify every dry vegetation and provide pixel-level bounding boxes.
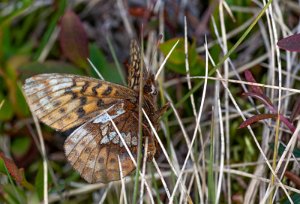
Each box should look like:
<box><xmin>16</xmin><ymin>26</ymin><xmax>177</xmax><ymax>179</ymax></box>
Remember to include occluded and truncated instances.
<box><xmin>0</xmin><ymin>0</ymin><xmax>300</xmax><ymax>203</ymax></box>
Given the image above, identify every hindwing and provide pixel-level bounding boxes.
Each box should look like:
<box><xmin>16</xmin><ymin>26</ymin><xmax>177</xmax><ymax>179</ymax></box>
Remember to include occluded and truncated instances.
<box><xmin>64</xmin><ymin>103</ymin><xmax>155</xmax><ymax>183</ymax></box>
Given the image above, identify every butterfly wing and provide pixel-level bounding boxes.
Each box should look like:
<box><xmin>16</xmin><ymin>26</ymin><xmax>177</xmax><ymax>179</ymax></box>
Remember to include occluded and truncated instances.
<box><xmin>64</xmin><ymin>102</ymin><xmax>140</xmax><ymax>183</ymax></box>
<box><xmin>23</xmin><ymin>73</ymin><xmax>137</xmax><ymax>132</ymax></box>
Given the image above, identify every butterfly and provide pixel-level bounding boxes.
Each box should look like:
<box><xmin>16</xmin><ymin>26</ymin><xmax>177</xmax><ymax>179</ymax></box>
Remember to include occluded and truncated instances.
<box><xmin>23</xmin><ymin>40</ymin><xmax>168</xmax><ymax>183</ymax></box>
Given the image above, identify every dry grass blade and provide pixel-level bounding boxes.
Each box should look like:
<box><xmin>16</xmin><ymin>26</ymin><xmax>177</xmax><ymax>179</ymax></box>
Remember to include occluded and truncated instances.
<box><xmin>108</xmin><ymin>113</ymin><xmax>155</xmax><ymax>204</ymax></box>
<box><xmin>183</xmin><ymin>17</ymin><xmax>204</xmax><ymax>201</ymax></box>
<box><xmin>207</xmin><ymin>50</ymin><xmax>293</xmax><ymax>202</ymax></box>
<box><xmin>152</xmin><ymin>158</ymin><xmax>171</xmax><ymax>199</ymax></box>
<box><xmin>142</xmin><ymin>108</ymin><xmax>190</xmax><ymax>196</ymax></box>
<box><xmin>168</xmin><ymin>38</ymin><xmax>210</xmax><ymax>204</ymax></box>
<box><xmin>21</xmin><ymin>88</ymin><xmax>48</xmax><ymax>203</ymax></box>
<box><xmin>216</xmin><ymin>99</ymin><xmax>225</xmax><ymax>204</ymax></box>
<box><xmin>98</xmin><ymin>183</ymin><xmax>112</xmax><ymax>204</ymax></box>
<box><xmin>118</xmin><ymin>156</ymin><xmax>127</xmax><ymax>204</ymax></box>
<box><xmin>164</xmin><ymin>94</ymin><xmax>203</xmax><ymax>201</ymax></box>
<box><xmin>155</xmin><ymin>39</ymin><xmax>180</xmax><ymax>80</ymax></box>
<box><xmin>3</xmin><ymin>0</ymin><xmax>300</xmax><ymax>203</ymax></box>
<box><xmin>189</xmin><ymin>76</ymin><xmax>300</xmax><ymax>94</ymax></box>
<box><xmin>87</xmin><ymin>58</ymin><xmax>105</xmax><ymax>80</ymax></box>
<box><xmin>263</xmin><ymin>120</ymin><xmax>300</xmax><ymax>203</ymax></box>
<box><xmin>139</xmin><ymin>138</ymin><xmax>148</xmax><ymax>204</ymax></box>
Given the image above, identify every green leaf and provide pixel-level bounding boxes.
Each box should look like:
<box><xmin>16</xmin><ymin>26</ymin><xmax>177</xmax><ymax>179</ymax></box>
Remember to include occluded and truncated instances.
<box><xmin>270</xmin><ymin>143</ymin><xmax>300</xmax><ymax>158</ymax></box>
<box><xmin>0</xmin><ymin>156</ymin><xmax>7</xmax><ymax>174</ymax></box>
<box><xmin>11</xmin><ymin>137</ymin><xmax>31</xmax><ymax>158</ymax></box>
<box><xmin>34</xmin><ymin>0</ymin><xmax>66</xmax><ymax>60</ymax></box>
<box><xmin>35</xmin><ymin>164</ymin><xmax>44</xmax><ymax>201</ymax></box>
<box><xmin>15</xmin><ymin>82</ymin><xmax>30</xmax><ymax>116</ymax></box>
<box><xmin>2</xmin><ymin>184</ymin><xmax>26</xmax><ymax>204</ymax></box>
<box><xmin>282</xmin><ymin>192</ymin><xmax>300</xmax><ymax>204</ymax></box>
<box><xmin>17</xmin><ymin>60</ymin><xmax>85</xmax><ymax>81</ymax></box>
<box><xmin>0</xmin><ymin>0</ymin><xmax>33</xmax><ymax>27</ymax></box>
<box><xmin>0</xmin><ymin>96</ymin><xmax>14</xmax><ymax>121</ymax></box>
<box><xmin>159</xmin><ymin>38</ymin><xmax>206</xmax><ymax>75</ymax></box>
<box><xmin>4</xmin><ymin>55</ymin><xmax>31</xmax><ymax>117</ymax></box>
<box><xmin>35</xmin><ymin>163</ymin><xmax>51</xmax><ymax>201</ymax></box>
<box><xmin>89</xmin><ymin>43</ymin><xmax>123</xmax><ymax>84</ymax></box>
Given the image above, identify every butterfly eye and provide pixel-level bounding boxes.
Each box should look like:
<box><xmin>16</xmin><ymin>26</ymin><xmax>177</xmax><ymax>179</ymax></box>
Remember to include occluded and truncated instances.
<box><xmin>144</xmin><ymin>84</ymin><xmax>157</xmax><ymax>95</ymax></box>
<box><xmin>150</xmin><ymin>85</ymin><xmax>157</xmax><ymax>95</ymax></box>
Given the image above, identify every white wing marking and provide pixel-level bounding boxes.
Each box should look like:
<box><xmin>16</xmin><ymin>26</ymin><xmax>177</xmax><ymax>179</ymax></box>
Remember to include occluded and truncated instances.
<box><xmin>93</xmin><ymin>109</ymin><xmax>125</xmax><ymax>124</ymax></box>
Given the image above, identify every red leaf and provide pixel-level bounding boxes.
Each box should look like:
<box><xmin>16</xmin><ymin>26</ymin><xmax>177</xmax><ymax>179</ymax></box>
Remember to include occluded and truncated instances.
<box><xmin>291</xmin><ymin>98</ymin><xmax>300</xmax><ymax>122</ymax></box>
<box><xmin>0</xmin><ymin>152</ymin><xmax>23</xmax><ymax>184</ymax></box>
<box><xmin>277</xmin><ymin>33</ymin><xmax>300</xmax><ymax>52</ymax></box>
<box><xmin>284</xmin><ymin>171</ymin><xmax>300</xmax><ymax>189</ymax></box>
<box><xmin>239</xmin><ymin>114</ymin><xmax>277</xmax><ymax>129</ymax></box>
<box><xmin>242</xmin><ymin>92</ymin><xmax>275</xmax><ymax>112</ymax></box>
<box><xmin>59</xmin><ymin>10</ymin><xmax>89</xmax><ymax>69</ymax></box>
<box><xmin>244</xmin><ymin>70</ymin><xmax>264</xmax><ymax>96</ymax></box>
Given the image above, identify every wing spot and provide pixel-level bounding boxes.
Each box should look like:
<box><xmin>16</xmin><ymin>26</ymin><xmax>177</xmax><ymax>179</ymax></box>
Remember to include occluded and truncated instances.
<box><xmin>77</xmin><ymin>159</ymin><xmax>83</xmax><ymax>164</ymax></box>
<box><xmin>97</xmin><ymin>99</ymin><xmax>104</xmax><ymax>107</ymax></box>
<box><xmin>98</xmin><ymin>157</ymin><xmax>105</xmax><ymax>163</ymax></box>
<box><xmin>81</xmin><ymin>81</ymin><xmax>89</xmax><ymax>93</ymax></box>
<box><xmin>80</xmin><ymin>97</ymin><xmax>87</xmax><ymax>106</ymax></box>
<box><xmin>59</xmin><ymin>108</ymin><xmax>66</xmax><ymax>113</ymax></box>
<box><xmin>77</xmin><ymin>107</ymin><xmax>85</xmax><ymax>118</ymax></box>
<box><xmin>110</xmin><ymin>158</ymin><xmax>116</xmax><ymax>164</ymax></box>
<box><xmin>84</xmin><ymin>147</ymin><xmax>91</xmax><ymax>153</ymax></box>
<box><xmin>114</xmin><ymin>90</ymin><xmax>120</xmax><ymax>96</ymax></box>
<box><xmin>65</xmin><ymin>88</ymin><xmax>72</xmax><ymax>94</ymax></box>
<box><xmin>92</xmin><ymin>83</ymin><xmax>102</xmax><ymax>95</ymax></box>
<box><xmin>122</xmin><ymin>164</ymin><xmax>130</xmax><ymax>169</ymax></box>
<box><xmin>53</xmin><ymin>100</ymin><xmax>61</xmax><ymax>107</ymax></box>
<box><xmin>65</xmin><ymin>88</ymin><xmax>77</xmax><ymax>99</ymax></box>
<box><xmin>102</xmin><ymin>86</ymin><xmax>112</xmax><ymax>96</ymax></box>
<box><xmin>71</xmin><ymin>92</ymin><xmax>77</xmax><ymax>99</ymax></box>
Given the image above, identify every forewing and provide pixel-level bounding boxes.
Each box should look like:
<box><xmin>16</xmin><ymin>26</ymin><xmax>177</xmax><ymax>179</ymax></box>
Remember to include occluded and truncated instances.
<box><xmin>23</xmin><ymin>73</ymin><xmax>137</xmax><ymax>131</ymax></box>
<box><xmin>64</xmin><ymin>105</ymin><xmax>140</xmax><ymax>183</ymax></box>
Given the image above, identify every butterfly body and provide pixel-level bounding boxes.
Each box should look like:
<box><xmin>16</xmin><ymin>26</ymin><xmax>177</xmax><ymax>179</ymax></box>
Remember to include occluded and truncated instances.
<box><xmin>23</xmin><ymin>40</ymin><xmax>167</xmax><ymax>183</ymax></box>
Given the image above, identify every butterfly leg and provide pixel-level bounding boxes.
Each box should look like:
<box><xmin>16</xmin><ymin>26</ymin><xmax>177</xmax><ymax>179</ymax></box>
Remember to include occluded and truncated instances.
<box><xmin>142</xmin><ymin>135</ymin><xmax>157</xmax><ymax>162</ymax></box>
<box><xmin>155</xmin><ymin>102</ymin><xmax>170</xmax><ymax>120</ymax></box>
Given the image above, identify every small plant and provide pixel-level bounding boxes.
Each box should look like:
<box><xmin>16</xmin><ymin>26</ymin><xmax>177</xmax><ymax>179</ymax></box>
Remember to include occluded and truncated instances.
<box><xmin>239</xmin><ymin>70</ymin><xmax>296</xmax><ymax>133</ymax></box>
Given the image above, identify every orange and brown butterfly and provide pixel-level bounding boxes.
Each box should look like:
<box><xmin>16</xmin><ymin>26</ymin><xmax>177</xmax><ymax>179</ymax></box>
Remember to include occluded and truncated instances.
<box><xmin>22</xmin><ymin>40</ymin><xmax>169</xmax><ymax>183</ymax></box>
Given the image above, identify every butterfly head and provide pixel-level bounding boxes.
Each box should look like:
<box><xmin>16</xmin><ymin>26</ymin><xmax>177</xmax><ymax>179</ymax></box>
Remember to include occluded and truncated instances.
<box><xmin>143</xmin><ymin>74</ymin><xmax>157</xmax><ymax>96</ymax></box>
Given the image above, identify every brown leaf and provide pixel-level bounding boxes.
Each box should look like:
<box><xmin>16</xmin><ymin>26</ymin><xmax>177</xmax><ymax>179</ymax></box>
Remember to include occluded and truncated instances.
<box><xmin>129</xmin><ymin>7</ymin><xmax>149</xmax><ymax>17</ymax></box>
<box><xmin>59</xmin><ymin>10</ymin><xmax>89</xmax><ymax>69</ymax></box>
